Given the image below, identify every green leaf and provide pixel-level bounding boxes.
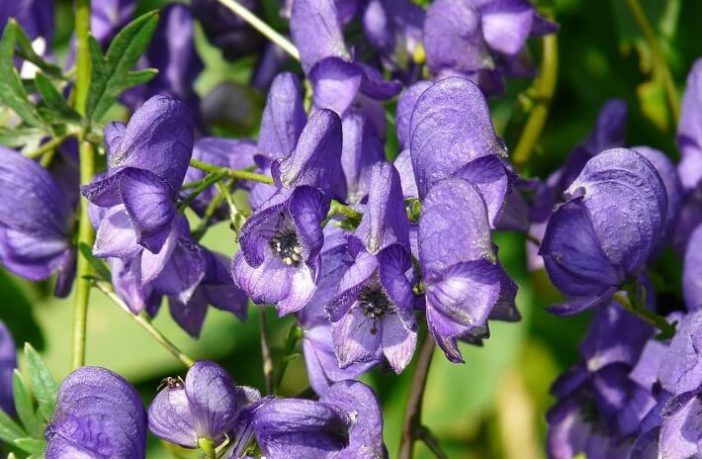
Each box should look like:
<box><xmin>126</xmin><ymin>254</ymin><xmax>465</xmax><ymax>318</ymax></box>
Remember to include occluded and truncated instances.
<box><xmin>13</xmin><ymin>437</ymin><xmax>46</xmax><ymax>455</ymax></box>
<box><xmin>0</xmin><ymin>127</ymin><xmax>44</xmax><ymax>148</ymax></box>
<box><xmin>6</xmin><ymin>21</ymin><xmax>64</xmax><ymax>79</ymax></box>
<box><xmin>86</xmin><ymin>11</ymin><xmax>159</xmax><ymax>122</ymax></box>
<box><xmin>0</xmin><ymin>20</ymin><xmax>45</xmax><ymax>128</ymax></box>
<box><xmin>23</xmin><ymin>343</ymin><xmax>57</xmax><ymax>422</ymax></box>
<box><xmin>0</xmin><ymin>409</ymin><xmax>26</xmax><ymax>444</ymax></box>
<box><xmin>35</xmin><ymin>73</ymin><xmax>82</xmax><ymax>124</ymax></box>
<box><xmin>78</xmin><ymin>242</ymin><xmax>112</xmax><ymax>282</ymax></box>
<box><xmin>12</xmin><ymin>370</ymin><xmax>44</xmax><ymax>438</ymax></box>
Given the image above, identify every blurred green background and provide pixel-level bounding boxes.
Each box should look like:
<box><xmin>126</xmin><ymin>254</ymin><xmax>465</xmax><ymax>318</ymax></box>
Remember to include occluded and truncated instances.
<box><xmin>3</xmin><ymin>0</ymin><xmax>701</xmax><ymax>457</ymax></box>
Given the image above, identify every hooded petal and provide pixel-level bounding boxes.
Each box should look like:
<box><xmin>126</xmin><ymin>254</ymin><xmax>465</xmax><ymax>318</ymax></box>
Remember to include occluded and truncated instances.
<box><xmin>340</xmin><ymin>111</ymin><xmax>385</xmax><ymax>203</ymax></box>
<box><xmin>395</xmin><ymin>82</ymin><xmax>431</xmax><ymax>151</ymax></box>
<box><xmin>257</xmin><ymin>72</ymin><xmax>307</xmax><ymax>162</ymax></box>
<box><xmin>0</xmin><ymin>321</ymin><xmax>16</xmax><ymax>416</ymax></box>
<box><xmin>253</xmin><ymin>398</ymin><xmax>350</xmax><ymax>459</ymax></box>
<box><xmin>393</xmin><ymin>149</ymin><xmax>418</xmax><ymax>198</ymax></box>
<box><xmin>409</xmin><ymin>77</ymin><xmax>507</xmax><ymax>201</ymax></box>
<box><xmin>147</xmin><ymin>380</ymin><xmax>198</xmax><ymax>448</ymax></box>
<box><xmin>46</xmin><ymin>367</ymin><xmax>147</xmax><ymax>459</ymax></box>
<box><xmin>277</xmin><ymin>109</ymin><xmax>345</xmax><ymax>198</ymax></box>
<box><xmin>290</xmin><ymin>0</ymin><xmax>349</xmax><ymax>72</ymax></box>
<box><xmin>185</xmin><ymin>361</ymin><xmax>240</xmax><ymax>442</ymax></box>
<box><xmin>479</xmin><ymin>0</ymin><xmax>534</xmax><ymax>56</ymax></box>
<box><xmin>310</xmin><ymin>57</ymin><xmax>363</xmax><ymax>116</ymax></box>
<box><xmin>677</xmin><ymin>59</ymin><xmax>702</xmax><ymax>191</ymax></box>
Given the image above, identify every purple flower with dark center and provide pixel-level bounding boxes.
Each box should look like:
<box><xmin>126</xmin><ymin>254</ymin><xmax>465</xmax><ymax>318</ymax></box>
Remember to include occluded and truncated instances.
<box><xmin>539</xmin><ymin>148</ymin><xmax>668</xmax><ymax>315</ymax></box>
<box><xmin>424</xmin><ymin>0</ymin><xmax>557</xmax><ymax>95</ymax></box>
<box><xmin>121</xmin><ymin>5</ymin><xmax>203</xmax><ymax>115</ymax></box>
<box><xmin>418</xmin><ymin>178</ymin><xmax>518</xmax><ymax>363</ymax></box>
<box><xmin>677</xmin><ymin>59</ymin><xmax>702</xmax><ymax>191</ymax></box>
<box><xmin>253</xmin><ymin>380</ymin><xmax>386</xmax><ymax>459</ymax></box>
<box><xmin>45</xmin><ymin>366</ymin><xmax>147</xmax><ymax>459</ymax></box>
<box><xmin>328</xmin><ymin>162</ymin><xmax>417</xmax><ymax>373</ymax></box>
<box><xmin>409</xmin><ymin>77</ymin><xmax>512</xmax><ymax>227</ymax></box>
<box><xmin>233</xmin><ymin>109</ymin><xmax>344</xmax><ymax>315</ymax></box>
<box><xmin>182</xmin><ymin>137</ymin><xmax>257</xmax><ymax>219</ymax></box>
<box><xmin>193</xmin><ymin>0</ymin><xmax>265</xmax><ymax>61</ymax></box>
<box><xmin>83</xmin><ymin>94</ymin><xmax>194</xmax><ymax>255</ymax></box>
<box><xmin>0</xmin><ymin>147</ymin><xmax>75</xmax><ymax>296</ymax></box>
<box><xmin>149</xmin><ymin>361</ymin><xmax>261</xmax><ymax>451</ymax></box>
<box><xmin>0</xmin><ymin>320</ymin><xmax>16</xmax><ymax>416</ymax></box>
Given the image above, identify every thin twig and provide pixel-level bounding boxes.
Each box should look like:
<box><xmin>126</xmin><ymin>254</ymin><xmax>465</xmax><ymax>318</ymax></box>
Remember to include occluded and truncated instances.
<box><xmin>214</xmin><ymin>0</ymin><xmax>300</xmax><ymax>61</ymax></box>
<box><xmin>259</xmin><ymin>309</ymin><xmax>275</xmax><ymax>394</ymax></box>
<box><xmin>399</xmin><ymin>335</ymin><xmax>437</xmax><ymax>459</ymax></box>
<box><xmin>416</xmin><ymin>426</ymin><xmax>450</xmax><ymax>459</ymax></box>
<box><xmin>178</xmin><ymin>170</ymin><xmax>228</xmax><ymax>212</ymax></box>
<box><xmin>189</xmin><ymin>159</ymin><xmax>274</xmax><ymax>185</ymax></box>
<box><xmin>25</xmin><ymin>135</ymin><xmax>69</xmax><ymax>159</ymax></box>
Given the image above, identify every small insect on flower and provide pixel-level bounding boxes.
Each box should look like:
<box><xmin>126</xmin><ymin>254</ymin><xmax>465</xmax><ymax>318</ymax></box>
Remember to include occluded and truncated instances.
<box><xmin>157</xmin><ymin>376</ymin><xmax>185</xmax><ymax>391</ymax></box>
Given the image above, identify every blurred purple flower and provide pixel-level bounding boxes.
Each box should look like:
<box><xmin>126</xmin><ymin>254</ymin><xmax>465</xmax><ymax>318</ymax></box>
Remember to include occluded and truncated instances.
<box><xmin>92</xmin><ymin>0</ymin><xmax>135</xmax><ymax>46</ymax></box>
<box><xmin>362</xmin><ymin>0</ymin><xmax>425</xmax><ymax>72</ymax></box>
<box><xmin>0</xmin><ymin>147</ymin><xmax>75</xmax><ymax>296</ymax></box>
<box><xmin>677</xmin><ymin>59</ymin><xmax>702</xmax><ymax>191</ymax></box>
<box><xmin>0</xmin><ymin>0</ymin><xmax>53</xmax><ymax>45</ymax></box>
<box><xmin>0</xmin><ymin>321</ymin><xmax>16</xmax><ymax>416</ymax></box>
<box><xmin>46</xmin><ymin>366</ymin><xmax>147</xmax><ymax>459</ymax></box>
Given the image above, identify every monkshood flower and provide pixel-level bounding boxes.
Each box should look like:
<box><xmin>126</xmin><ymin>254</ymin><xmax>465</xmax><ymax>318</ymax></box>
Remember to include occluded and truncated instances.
<box><xmin>418</xmin><ymin>178</ymin><xmax>518</xmax><ymax>363</ymax></box>
<box><xmin>45</xmin><ymin>366</ymin><xmax>147</xmax><ymax>459</ymax></box>
<box><xmin>0</xmin><ymin>147</ymin><xmax>75</xmax><ymax>296</ymax></box>
<box><xmin>409</xmin><ymin>76</ymin><xmax>511</xmax><ymax>227</ymax></box>
<box><xmin>297</xmin><ymin>225</ymin><xmax>379</xmax><ymax>395</ymax></box>
<box><xmin>83</xmin><ymin>94</ymin><xmax>194</xmax><ymax>255</ymax></box>
<box><xmin>149</xmin><ymin>361</ymin><xmax>261</xmax><ymax>452</ymax></box>
<box><xmin>193</xmin><ymin>0</ymin><xmax>265</xmax><ymax>61</ymax></box>
<box><xmin>677</xmin><ymin>59</ymin><xmax>702</xmax><ymax>191</ymax></box>
<box><xmin>253</xmin><ymin>380</ymin><xmax>386</xmax><ymax>459</ymax></box>
<box><xmin>182</xmin><ymin>137</ymin><xmax>257</xmax><ymax>218</ymax></box>
<box><xmin>0</xmin><ymin>320</ymin><xmax>16</xmax><ymax>416</ymax></box>
<box><xmin>121</xmin><ymin>5</ymin><xmax>203</xmax><ymax>116</ymax></box>
<box><xmin>424</xmin><ymin>0</ymin><xmax>557</xmax><ymax>95</ymax></box>
<box><xmin>328</xmin><ymin>162</ymin><xmax>417</xmax><ymax>373</ymax></box>
<box><xmin>540</xmin><ymin>148</ymin><xmax>668</xmax><ymax>315</ymax></box>
<box><xmin>233</xmin><ymin>109</ymin><xmax>344</xmax><ymax>315</ymax></box>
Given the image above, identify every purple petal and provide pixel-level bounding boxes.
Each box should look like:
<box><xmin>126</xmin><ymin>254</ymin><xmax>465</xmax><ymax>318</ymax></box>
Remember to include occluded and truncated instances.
<box><xmin>340</xmin><ymin>111</ymin><xmax>385</xmax><ymax>203</ymax></box>
<box><xmin>456</xmin><ymin>154</ymin><xmax>511</xmax><ymax>227</ymax></box>
<box><xmin>395</xmin><ymin>82</ymin><xmax>431</xmax><ymax>151</ymax></box>
<box><xmin>185</xmin><ymin>361</ymin><xmax>240</xmax><ymax>442</ymax></box>
<box><xmin>257</xmin><ymin>72</ymin><xmax>307</xmax><ymax>162</ymax></box>
<box><xmin>332</xmin><ymin>307</ymin><xmax>382</xmax><ymax>367</ymax></box>
<box><xmin>678</xmin><ymin>59</ymin><xmax>702</xmax><ymax>190</ymax></box>
<box><xmin>147</xmin><ymin>380</ymin><xmax>198</xmax><ymax>448</ymax></box>
<box><xmin>111</xmin><ymin>255</ymin><xmax>151</xmax><ymax>313</ymax></box>
<box><xmin>310</xmin><ymin>57</ymin><xmax>363</xmax><ymax>116</ymax></box>
<box><xmin>290</xmin><ymin>0</ymin><xmax>349</xmax><ymax>72</ymax></box>
<box><xmin>0</xmin><ymin>228</ymin><xmax>72</xmax><ymax>282</ymax></box>
<box><xmin>46</xmin><ymin>367</ymin><xmax>146</xmax><ymax>459</ymax></box>
<box><xmin>659</xmin><ymin>310</ymin><xmax>702</xmax><ymax>394</ymax></box>
<box><xmin>93</xmin><ymin>206</ymin><xmax>139</xmax><ymax>258</ymax></box>
<box><xmin>684</xmin><ymin>226</ymin><xmax>702</xmax><ymax>311</ymax></box>
<box><xmin>0</xmin><ymin>321</ymin><xmax>16</xmax><ymax>416</ymax></box>
<box><xmin>169</xmin><ymin>292</ymin><xmax>209</xmax><ymax>338</ymax></box>
<box><xmin>660</xmin><ymin>391</ymin><xmax>702</xmax><ymax>459</ymax></box>
<box><xmin>289</xmin><ymin>186</ymin><xmax>330</xmax><ymax>263</ymax></box>
<box><xmin>480</xmin><ymin>0</ymin><xmax>534</xmax><ymax>56</ymax></box>
<box><xmin>393</xmin><ymin>149</ymin><xmax>418</xmax><ymax>198</ymax></box>
<box><xmin>381</xmin><ymin>312</ymin><xmax>416</xmax><ymax>373</ymax></box>
<box><xmin>152</xmin><ymin>238</ymin><xmax>206</xmax><ymax>305</ymax></box>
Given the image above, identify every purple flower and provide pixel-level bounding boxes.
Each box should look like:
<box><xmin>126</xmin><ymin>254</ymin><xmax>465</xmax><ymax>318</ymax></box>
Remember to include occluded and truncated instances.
<box><xmin>424</xmin><ymin>0</ymin><xmax>557</xmax><ymax>95</ymax></box>
<box><xmin>0</xmin><ymin>147</ymin><xmax>75</xmax><ymax>296</ymax></box>
<box><xmin>0</xmin><ymin>0</ymin><xmax>54</xmax><ymax>45</ymax></box>
<box><xmin>92</xmin><ymin>0</ymin><xmax>135</xmax><ymax>46</ymax></box>
<box><xmin>83</xmin><ymin>94</ymin><xmax>194</xmax><ymax>254</ymax></box>
<box><xmin>148</xmin><ymin>361</ymin><xmax>260</xmax><ymax>450</ymax></box>
<box><xmin>193</xmin><ymin>0</ymin><xmax>265</xmax><ymax>61</ymax></box>
<box><xmin>409</xmin><ymin>77</ymin><xmax>511</xmax><ymax>227</ymax></box>
<box><xmin>684</xmin><ymin>225</ymin><xmax>702</xmax><ymax>310</ymax></box>
<box><xmin>677</xmin><ymin>59</ymin><xmax>702</xmax><ymax>191</ymax></box>
<box><xmin>0</xmin><ymin>321</ymin><xmax>16</xmax><ymax>416</ymax></box>
<box><xmin>45</xmin><ymin>366</ymin><xmax>147</xmax><ymax>459</ymax></box>
<box><xmin>233</xmin><ymin>109</ymin><xmax>344</xmax><ymax>315</ymax></box>
<box><xmin>418</xmin><ymin>178</ymin><xmax>518</xmax><ymax>363</ymax></box>
<box><xmin>253</xmin><ymin>380</ymin><xmax>386</xmax><ymax>459</ymax></box>
<box><xmin>539</xmin><ymin>148</ymin><xmax>668</xmax><ymax>315</ymax></box>
<box><xmin>340</xmin><ymin>111</ymin><xmax>385</xmax><ymax>204</ymax></box>
<box><xmin>362</xmin><ymin>0</ymin><xmax>425</xmax><ymax>72</ymax></box>
<box><xmin>289</xmin><ymin>0</ymin><xmax>350</xmax><ymax>74</ymax></box>
<box><xmin>328</xmin><ymin>162</ymin><xmax>417</xmax><ymax>373</ymax></box>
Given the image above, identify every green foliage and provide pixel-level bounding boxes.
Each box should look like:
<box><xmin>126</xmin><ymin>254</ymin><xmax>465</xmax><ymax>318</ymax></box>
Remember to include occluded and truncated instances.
<box><xmin>86</xmin><ymin>11</ymin><xmax>159</xmax><ymax>123</ymax></box>
<box><xmin>22</xmin><ymin>344</ymin><xmax>57</xmax><ymax>423</ymax></box>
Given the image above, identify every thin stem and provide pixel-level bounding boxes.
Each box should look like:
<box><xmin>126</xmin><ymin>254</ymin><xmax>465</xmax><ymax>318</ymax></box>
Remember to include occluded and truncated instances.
<box><xmin>178</xmin><ymin>170</ymin><xmax>228</xmax><ymax>212</ymax></box>
<box><xmin>94</xmin><ymin>281</ymin><xmax>195</xmax><ymax>368</ymax></box>
<box><xmin>74</xmin><ymin>0</ymin><xmax>91</xmax><ymax>117</ymax></box>
<box><xmin>192</xmin><ymin>188</ymin><xmax>228</xmax><ymax>241</ymax></box>
<box><xmin>26</xmin><ymin>135</ymin><xmax>69</xmax><ymax>159</ymax></box>
<box><xmin>214</xmin><ymin>0</ymin><xmax>300</xmax><ymax>61</ymax></box>
<box><xmin>259</xmin><ymin>309</ymin><xmax>275</xmax><ymax>395</ymax></box>
<box><xmin>399</xmin><ymin>335</ymin><xmax>437</xmax><ymax>459</ymax></box>
<box><xmin>275</xmin><ymin>324</ymin><xmax>302</xmax><ymax>391</ymax></box>
<box><xmin>512</xmin><ymin>28</ymin><xmax>559</xmax><ymax>171</ymax></box>
<box><xmin>613</xmin><ymin>290</ymin><xmax>675</xmax><ymax>339</ymax></box>
<box><xmin>189</xmin><ymin>159</ymin><xmax>274</xmax><ymax>185</ymax></box>
<box><xmin>329</xmin><ymin>200</ymin><xmax>362</xmax><ymax>221</ymax></box>
<box><xmin>416</xmin><ymin>426</ymin><xmax>450</xmax><ymax>459</ymax></box>
<box><xmin>625</xmin><ymin>0</ymin><xmax>680</xmax><ymax>123</ymax></box>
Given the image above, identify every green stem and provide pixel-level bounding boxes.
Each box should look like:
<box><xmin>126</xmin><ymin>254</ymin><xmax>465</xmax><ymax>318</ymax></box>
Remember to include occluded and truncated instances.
<box><xmin>26</xmin><ymin>135</ymin><xmax>70</xmax><ymax>159</ymax></box>
<box><xmin>625</xmin><ymin>0</ymin><xmax>680</xmax><ymax>124</ymax></box>
<box><xmin>178</xmin><ymin>170</ymin><xmax>228</xmax><ymax>212</ymax></box>
<box><xmin>71</xmin><ymin>0</ymin><xmax>95</xmax><ymax>370</ymax></box>
<box><xmin>214</xmin><ymin>0</ymin><xmax>300</xmax><ymax>61</ymax></box>
<box><xmin>329</xmin><ymin>200</ymin><xmax>362</xmax><ymax>221</ymax></box>
<box><xmin>512</xmin><ymin>27</ymin><xmax>559</xmax><ymax>171</ymax></box>
<box><xmin>94</xmin><ymin>281</ymin><xmax>196</xmax><ymax>368</ymax></box>
<box><xmin>613</xmin><ymin>290</ymin><xmax>676</xmax><ymax>340</ymax></box>
<box><xmin>259</xmin><ymin>310</ymin><xmax>274</xmax><ymax>394</ymax></box>
<box><xmin>275</xmin><ymin>324</ymin><xmax>302</xmax><ymax>391</ymax></box>
<box><xmin>192</xmin><ymin>188</ymin><xmax>228</xmax><ymax>241</ymax></box>
<box><xmin>189</xmin><ymin>159</ymin><xmax>274</xmax><ymax>185</ymax></box>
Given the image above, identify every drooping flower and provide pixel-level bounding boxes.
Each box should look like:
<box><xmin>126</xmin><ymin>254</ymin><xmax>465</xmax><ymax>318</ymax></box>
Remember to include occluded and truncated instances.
<box><xmin>418</xmin><ymin>177</ymin><xmax>518</xmax><ymax>363</ymax></box>
<box><xmin>0</xmin><ymin>147</ymin><xmax>75</xmax><ymax>296</ymax></box>
<box><xmin>328</xmin><ymin>162</ymin><xmax>417</xmax><ymax>373</ymax></box>
<box><xmin>539</xmin><ymin>148</ymin><xmax>668</xmax><ymax>315</ymax></box>
<box><xmin>0</xmin><ymin>320</ymin><xmax>16</xmax><ymax>416</ymax></box>
<box><xmin>45</xmin><ymin>367</ymin><xmax>147</xmax><ymax>459</ymax></box>
<box><xmin>677</xmin><ymin>59</ymin><xmax>702</xmax><ymax>191</ymax></box>
<box><xmin>409</xmin><ymin>76</ymin><xmax>511</xmax><ymax>226</ymax></box>
<box><xmin>233</xmin><ymin>109</ymin><xmax>344</xmax><ymax>315</ymax></box>
<box><xmin>149</xmin><ymin>361</ymin><xmax>260</xmax><ymax>451</ymax></box>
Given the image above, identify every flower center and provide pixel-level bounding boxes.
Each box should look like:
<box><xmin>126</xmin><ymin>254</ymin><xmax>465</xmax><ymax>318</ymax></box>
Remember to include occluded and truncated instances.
<box><xmin>269</xmin><ymin>228</ymin><xmax>302</xmax><ymax>266</ymax></box>
<box><xmin>358</xmin><ymin>286</ymin><xmax>393</xmax><ymax>334</ymax></box>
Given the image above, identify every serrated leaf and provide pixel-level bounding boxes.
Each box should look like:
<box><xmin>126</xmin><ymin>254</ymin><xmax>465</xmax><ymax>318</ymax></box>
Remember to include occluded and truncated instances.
<box><xmin>35</xmin><ymin>73</ymin><xmax>82</xmax><ymax>124</ymax></box>
<box><xmin>12</xmin><ymin>370</ymin><xmax>44</xmax><ymax>438</ymax></box>
<box><xmin>13</xmin><ymin>437</ymin><xmax>46</xmax><ymax>454</ymax></box>
<box><xmin>23</xmin><ymin>343</ymin><xmax>57</xmax><ymax>422</ymax></box>
<box><xmin>78</xmin><ymin>243</ymin><xmax>111</xmax><ymax>282</ymax></box>
<box><xmin>86</xmin><ymin>11</ymin><xmax>159</xmax><ymax>122</ymax></box>
<box><xmin>0</xmin><ymin>21</ymin><xmax>45</xmax><ymax>128</ymax></box>
<box><xmin>0</xmin><ymin>409</ymin><xmax>26</xmax><ymax>444</ymax></box>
